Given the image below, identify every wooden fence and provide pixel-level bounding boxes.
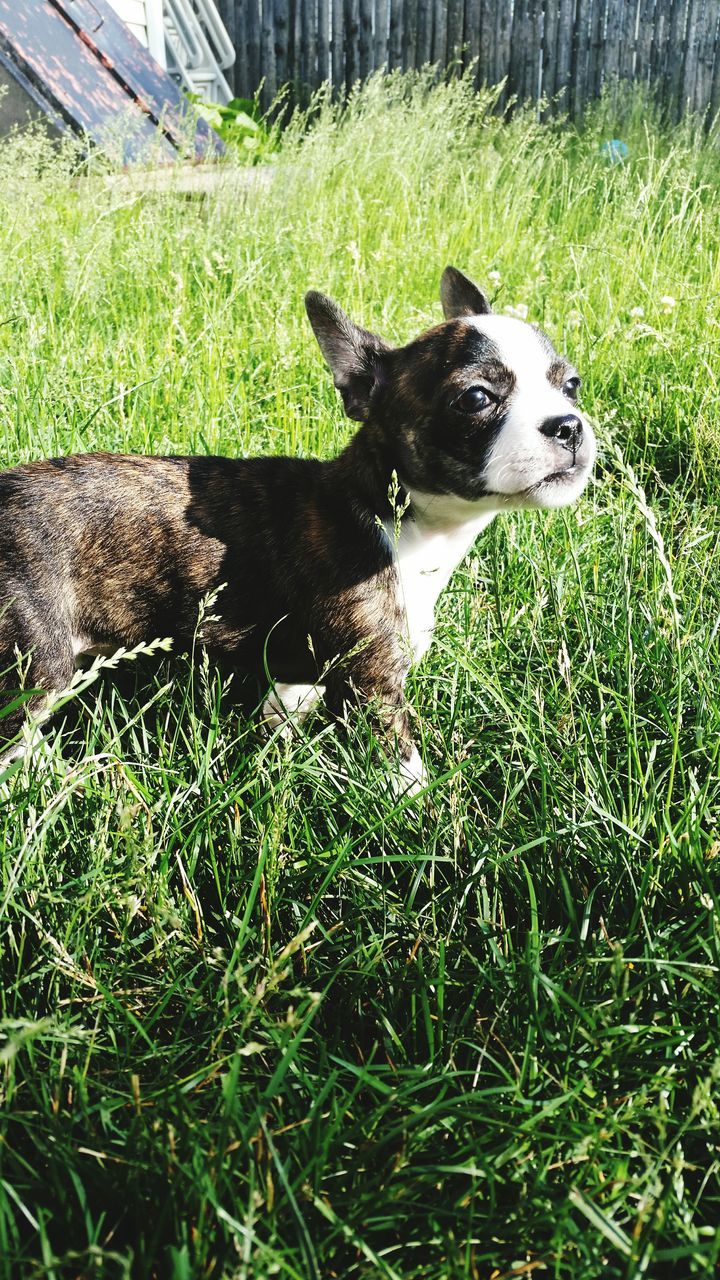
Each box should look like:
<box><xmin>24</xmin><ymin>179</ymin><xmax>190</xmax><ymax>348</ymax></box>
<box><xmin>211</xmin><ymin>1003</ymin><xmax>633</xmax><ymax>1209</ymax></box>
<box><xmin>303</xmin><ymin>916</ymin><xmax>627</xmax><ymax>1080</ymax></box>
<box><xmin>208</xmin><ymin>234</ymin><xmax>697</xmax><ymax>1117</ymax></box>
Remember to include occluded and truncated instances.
<box><xmin>215</xmin><ymin>0</ymin><xmax>720</xmax><ymax>120</ymax></box>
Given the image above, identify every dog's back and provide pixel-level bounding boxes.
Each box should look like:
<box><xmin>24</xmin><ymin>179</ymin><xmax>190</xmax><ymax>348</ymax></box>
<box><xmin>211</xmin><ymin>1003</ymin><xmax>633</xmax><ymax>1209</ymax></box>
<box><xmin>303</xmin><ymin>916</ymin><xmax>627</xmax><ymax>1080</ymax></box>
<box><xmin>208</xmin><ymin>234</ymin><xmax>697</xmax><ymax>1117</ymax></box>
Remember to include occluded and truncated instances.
<box><xmin>0</xmin><ymin>448</ymin><xmax>386</xmax><ymax>756</ymax></box>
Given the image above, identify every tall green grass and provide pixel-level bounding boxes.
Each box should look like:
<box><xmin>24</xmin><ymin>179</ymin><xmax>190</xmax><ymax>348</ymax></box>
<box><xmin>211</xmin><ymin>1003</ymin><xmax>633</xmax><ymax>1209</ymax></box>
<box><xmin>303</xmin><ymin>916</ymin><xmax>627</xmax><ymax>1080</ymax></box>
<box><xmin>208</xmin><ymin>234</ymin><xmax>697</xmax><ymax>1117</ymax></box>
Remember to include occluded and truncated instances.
<box><xmin>0</xmin><ymin>74</ymin><xmax>719</xmax><ymax>1278</ymax></box>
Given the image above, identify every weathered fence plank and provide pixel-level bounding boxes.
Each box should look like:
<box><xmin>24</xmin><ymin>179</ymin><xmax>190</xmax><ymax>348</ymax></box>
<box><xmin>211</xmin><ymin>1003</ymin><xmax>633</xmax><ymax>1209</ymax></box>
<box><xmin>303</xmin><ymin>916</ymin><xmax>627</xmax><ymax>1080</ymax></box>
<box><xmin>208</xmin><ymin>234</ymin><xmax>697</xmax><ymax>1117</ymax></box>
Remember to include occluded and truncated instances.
<box><xmin>417</xmin><ymin>0</ymin><xmax>435</xmax><ymax>67</ymax></box>
<box><xmin>389</xmin><ymin>0</ymin><xmax>404</xmax><ymax>67</ymax></box>
<box><xmin>260</xmin><ymin>0</ymin><xmax>277</xmax><ymax>107</ymax></box>
<box><xmin>233</xmin><ymin>0</ymin><xmax>247</xmax><ymax>96</ymax></box>
<box><xmin>307</xmin><ymin>0</ymin><xmax>319</xmax><ymax>89</ymax></box>
<box><xmin>695</xmin><ymin>0</ymin><xmax>718</xmax><ymax>114</ymax></box>
<box><xmin>711</xmin><ymin>5</ymin><xmax>720</xmax><ymax>117</ymax></box>
<box><xmin>636</xmin><ymin>0</ymin><xmax>657</xmax><ymax>86</ymax></box>
<box><xmin>273</xmin><ymin>0</ymin><xmax>289</xmax><ymax>87</ymax></box>
<box><xmin>291</xmin><ymin>0</ymin><xmax>299</xmax><ymax>87</ymax></box>
<box><xmin>682</xmin><ymin>0</ymin><xmax>703</xmax><ymax>110</ymax></box>
<box><xmin>223</xmin><ymin>0</ymin><xmax>720</xmax><ymax>124</ymax></box>
<box><xmin>317</xmin><ymin>0</ymin><xmax>330</xmax><ymax>82</ymax></box>
<box><xmin>345</xmin><ymin>0</ymin><xmax>360</xmax><ymax>89</ymax></box>
<box><xmin>554</xmin><ymin>0</ymin><xmax>575</xmax><ymax>106</ymax></box>
<box><xmin>603</xmin><ymin>0</ymin><xmax>624</xmax><ymax>84</ymax></box>
<box><xmin>359</xmin><ymin>0</ymin><xmax>373</xmax><ymax>76</ymax></box>
<box><xmin>541</xmin><ymin>0</ymin><xmax>558</xmax><ymax>101</ymax></box>
<box><xmin>618</xmin><ymin>0</ymin><xmax>638</xmax><ymax>82</ymax></box>
<box><xmin>403</xmin><ymin>0</ymin><xmax>419</xmax><ymax>71</ymax></box>
<box><xmin>494</xmin><ymin>0</ymin><xmax>513</xmax><ymax>101</ymax></box>
<box><xmin>586</xmin><ymin>0</ymin><xmax>606</xmax><ymax>99</ymax></box>
<box><xmin>432</xmin><ymin>0</ymin><xmax>448</xmax><ymax>66</ymax></box>
<box><xmin>525</xmin><ymin>0</ymin><xmax>544</xmax><ymax>101</ymax></box>
<box><xmin>650</xmin><ymin>0</ymin><xmax>669</xmax><ymax>84</ymax></box>
<box><xmin>508</xmin><ymin>0</ymin><xmax>528</xmax><ymax>97</ymax></box>
<box><xmin>473</xmin><ymin>0</ymin><xmax>487</xmax><ymax>82</ymax></box>
<box><xmin>246</xmin><ymin>0</ymin><xmax>262</xmax><ymax>97</ymax></box>
<box><xmin>462</xmin><ymin>0</ymin><xmax>479</xmax><ymax>78</ymax></box>
<box><xmin>332</xmin><ymin>0</ymin><xmax>345</xmax><ymax>90</ymax></box>
<box><xmin>447</xmin><ymin>0</ymin><xmax>465</xmax><ymax>64</ymax></box>
<box><xmin>375</xmin><ymin>0</ymin><xmax>389</xmax><ymax>66</ymax></box>
<box><xmin>667</xmin><ymin>0</ymin><xmax>688</xmax><ymax>116</ymax></box>
<box><xmin>570</xmin><ymin>0</ymin><xmax>588</xmax><ymax>117</ymax></box>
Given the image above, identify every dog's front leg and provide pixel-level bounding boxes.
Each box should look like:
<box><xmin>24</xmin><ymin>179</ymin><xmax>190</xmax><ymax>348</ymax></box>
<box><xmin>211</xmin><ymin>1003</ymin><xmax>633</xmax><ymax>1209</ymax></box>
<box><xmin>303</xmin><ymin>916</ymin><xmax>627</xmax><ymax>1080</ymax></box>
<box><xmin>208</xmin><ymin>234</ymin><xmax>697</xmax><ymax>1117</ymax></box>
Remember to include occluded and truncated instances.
<box><xmin>262</xmin><ymin>680</ymin><xmax>325</xmax><ymax>733</ymax></box>
<box><xmin>323</xmin><ymin>634</ymin><xmax>427</xmax><ymax>795</ymax></box>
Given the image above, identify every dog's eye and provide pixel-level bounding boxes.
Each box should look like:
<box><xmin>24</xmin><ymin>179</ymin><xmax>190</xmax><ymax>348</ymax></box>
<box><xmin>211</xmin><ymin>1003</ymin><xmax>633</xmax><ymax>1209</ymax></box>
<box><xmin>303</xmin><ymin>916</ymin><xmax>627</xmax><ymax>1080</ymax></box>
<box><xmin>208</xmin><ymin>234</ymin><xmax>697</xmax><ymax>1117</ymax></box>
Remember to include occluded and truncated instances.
<box><xmin>454</xmin><ymin>387</ymin><xmax>493</xmax><ymax>415</ymax></box>
<box><xmin>563</xmin><ymin>376</ymin><xmax>581</xmax><ymax>401</ymax></box>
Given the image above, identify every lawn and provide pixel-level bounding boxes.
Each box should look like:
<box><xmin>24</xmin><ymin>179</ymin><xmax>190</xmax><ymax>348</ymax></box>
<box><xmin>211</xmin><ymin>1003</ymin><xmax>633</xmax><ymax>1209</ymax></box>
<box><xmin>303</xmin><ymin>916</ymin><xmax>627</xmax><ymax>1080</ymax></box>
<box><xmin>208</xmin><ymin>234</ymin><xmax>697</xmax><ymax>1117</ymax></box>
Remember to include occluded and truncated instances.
<box><xmin>1</xmin><ymin>73</ymin><xmax>719</xmax><ymax>1279</ymax></box>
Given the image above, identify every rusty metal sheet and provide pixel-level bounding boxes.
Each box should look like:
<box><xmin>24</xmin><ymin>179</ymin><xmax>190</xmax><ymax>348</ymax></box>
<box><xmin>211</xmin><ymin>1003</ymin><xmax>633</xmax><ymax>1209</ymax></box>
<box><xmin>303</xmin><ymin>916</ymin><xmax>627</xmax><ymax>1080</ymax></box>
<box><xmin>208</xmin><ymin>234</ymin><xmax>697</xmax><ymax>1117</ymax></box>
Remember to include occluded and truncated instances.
<box><xmin>0</xmin><ymin>0</ymin><xmax>219</xmax><ymax>162</ymax></box>
<box><xmin>51</xmin><ymin>0</ymin><xmax>223</xmax><ymax>156</ymax></box>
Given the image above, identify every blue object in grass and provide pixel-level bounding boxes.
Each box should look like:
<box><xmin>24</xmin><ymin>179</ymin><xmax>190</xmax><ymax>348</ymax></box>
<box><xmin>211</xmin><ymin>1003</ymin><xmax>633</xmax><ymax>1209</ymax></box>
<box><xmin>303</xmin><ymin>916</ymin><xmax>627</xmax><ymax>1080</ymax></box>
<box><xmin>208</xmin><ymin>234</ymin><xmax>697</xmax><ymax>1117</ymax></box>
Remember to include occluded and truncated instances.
<box><xmin>600</xmin><ymin>139</ymin><xmax>629</xmax><ymax>164</ymax></box>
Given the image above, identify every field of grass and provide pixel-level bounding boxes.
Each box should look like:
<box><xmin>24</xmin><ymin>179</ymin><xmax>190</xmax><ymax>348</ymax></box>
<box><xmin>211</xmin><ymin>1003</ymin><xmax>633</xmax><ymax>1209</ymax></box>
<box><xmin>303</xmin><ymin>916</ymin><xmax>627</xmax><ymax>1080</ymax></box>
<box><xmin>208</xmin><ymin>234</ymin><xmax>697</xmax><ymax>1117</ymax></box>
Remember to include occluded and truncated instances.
<box><xmin>1</xmin><ymin>73</ymin><xmax>719</xmax><ymax>1278</ymax></box>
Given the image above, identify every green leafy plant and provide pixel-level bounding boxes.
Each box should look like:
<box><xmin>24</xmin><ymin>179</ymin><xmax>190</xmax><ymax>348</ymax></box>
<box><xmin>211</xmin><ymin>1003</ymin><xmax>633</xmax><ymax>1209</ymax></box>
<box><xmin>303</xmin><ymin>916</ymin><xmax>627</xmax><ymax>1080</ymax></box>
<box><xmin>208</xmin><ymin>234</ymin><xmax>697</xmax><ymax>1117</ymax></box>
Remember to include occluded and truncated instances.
<box><xmin>187</xmin><ymin>93</ymin><xmax>279</xmax><ymax>162</ymax></box>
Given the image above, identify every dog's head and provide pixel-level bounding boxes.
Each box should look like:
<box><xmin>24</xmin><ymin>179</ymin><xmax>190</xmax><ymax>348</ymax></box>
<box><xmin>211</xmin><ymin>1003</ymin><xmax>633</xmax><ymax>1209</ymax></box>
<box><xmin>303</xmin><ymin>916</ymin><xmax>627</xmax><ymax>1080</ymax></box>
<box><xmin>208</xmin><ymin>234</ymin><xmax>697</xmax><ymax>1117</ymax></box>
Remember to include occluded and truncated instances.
<box><xmin>306</xmin><ymin>266</ymin><xmax>595</xmax><ymax>511</ymax></box>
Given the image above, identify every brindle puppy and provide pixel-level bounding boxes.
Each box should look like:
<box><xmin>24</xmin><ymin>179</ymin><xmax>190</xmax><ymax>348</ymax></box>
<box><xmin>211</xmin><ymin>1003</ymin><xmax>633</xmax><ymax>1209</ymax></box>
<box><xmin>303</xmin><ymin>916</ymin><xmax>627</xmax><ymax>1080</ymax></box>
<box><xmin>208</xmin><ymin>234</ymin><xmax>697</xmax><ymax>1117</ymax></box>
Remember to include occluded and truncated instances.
<box><xmin>0</xmin><ymin>268</ymin><xmax>595</xmax><ymax>789</ymax></box>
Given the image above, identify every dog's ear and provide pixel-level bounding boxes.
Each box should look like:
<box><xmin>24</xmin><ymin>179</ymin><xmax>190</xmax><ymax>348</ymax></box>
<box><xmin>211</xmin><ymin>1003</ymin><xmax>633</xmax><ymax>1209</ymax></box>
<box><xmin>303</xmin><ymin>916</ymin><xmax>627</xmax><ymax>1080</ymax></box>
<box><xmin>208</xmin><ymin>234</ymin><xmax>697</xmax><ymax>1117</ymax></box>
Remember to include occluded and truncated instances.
<box><xmin>305</xmin><ymin>292</ymin><xmax>391</xmax><ymax>422</ymax></box>
<box><xmin>440</xmin><ymin>266</ymin><xmax>492</xmax><ymax>320</ymax></box>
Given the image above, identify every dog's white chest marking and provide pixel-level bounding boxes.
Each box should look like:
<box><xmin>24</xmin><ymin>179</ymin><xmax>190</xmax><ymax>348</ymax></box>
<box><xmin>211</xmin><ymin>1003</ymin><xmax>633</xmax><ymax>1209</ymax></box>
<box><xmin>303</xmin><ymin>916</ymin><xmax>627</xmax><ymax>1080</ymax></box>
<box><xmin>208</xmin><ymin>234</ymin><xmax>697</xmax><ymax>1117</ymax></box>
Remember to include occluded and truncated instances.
<box><xmin>385</xmin><ymin>494</ymin><xmax>498</xmax><ymax>662</ymax></box>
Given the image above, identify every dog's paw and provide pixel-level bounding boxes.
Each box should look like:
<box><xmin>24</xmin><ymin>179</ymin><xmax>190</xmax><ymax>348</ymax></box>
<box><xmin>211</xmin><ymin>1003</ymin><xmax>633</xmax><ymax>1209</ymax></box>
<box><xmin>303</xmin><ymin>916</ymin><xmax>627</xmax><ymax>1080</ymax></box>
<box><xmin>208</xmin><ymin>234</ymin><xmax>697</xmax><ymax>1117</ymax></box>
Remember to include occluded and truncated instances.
<box><xmin>390</xmin><ymin>745</ymin><xmax>429</xmax><ymax>799</ymax></box>
<box><xmin>261</xmin><ymin>682</ymin><xmax>324</xmax><ymax>737</ymax></box>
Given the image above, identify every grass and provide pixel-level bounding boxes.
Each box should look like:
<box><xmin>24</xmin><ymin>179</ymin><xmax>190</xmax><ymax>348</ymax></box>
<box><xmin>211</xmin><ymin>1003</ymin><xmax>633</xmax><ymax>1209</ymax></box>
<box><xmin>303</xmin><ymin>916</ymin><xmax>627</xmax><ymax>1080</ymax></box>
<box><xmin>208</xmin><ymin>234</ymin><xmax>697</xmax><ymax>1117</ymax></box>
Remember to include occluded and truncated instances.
<box><xmin>0</xmin><ymin>72</ymin><xmax>719</xmax><ymax>1278</ymax></box>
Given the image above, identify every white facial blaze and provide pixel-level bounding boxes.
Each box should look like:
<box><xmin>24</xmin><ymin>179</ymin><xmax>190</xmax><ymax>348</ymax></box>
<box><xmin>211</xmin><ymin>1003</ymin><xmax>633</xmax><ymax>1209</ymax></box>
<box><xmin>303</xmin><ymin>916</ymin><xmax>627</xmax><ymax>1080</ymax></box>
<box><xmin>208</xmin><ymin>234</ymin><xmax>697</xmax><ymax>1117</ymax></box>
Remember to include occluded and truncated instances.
<box><xmin>467</xmin><ymin>316</ymin><xmax>596</xmax><ymax>509</ymax></box>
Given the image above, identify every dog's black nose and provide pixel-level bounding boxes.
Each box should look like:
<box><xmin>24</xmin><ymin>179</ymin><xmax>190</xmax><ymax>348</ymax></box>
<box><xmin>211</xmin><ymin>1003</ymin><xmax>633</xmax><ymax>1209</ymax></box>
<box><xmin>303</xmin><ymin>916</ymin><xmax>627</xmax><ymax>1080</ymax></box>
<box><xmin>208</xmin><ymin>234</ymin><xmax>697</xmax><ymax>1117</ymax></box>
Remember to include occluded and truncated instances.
<box><xmin>540</xmin><ymin>414</ymin><xmax>583</xmax><ymax>453</ymax></box>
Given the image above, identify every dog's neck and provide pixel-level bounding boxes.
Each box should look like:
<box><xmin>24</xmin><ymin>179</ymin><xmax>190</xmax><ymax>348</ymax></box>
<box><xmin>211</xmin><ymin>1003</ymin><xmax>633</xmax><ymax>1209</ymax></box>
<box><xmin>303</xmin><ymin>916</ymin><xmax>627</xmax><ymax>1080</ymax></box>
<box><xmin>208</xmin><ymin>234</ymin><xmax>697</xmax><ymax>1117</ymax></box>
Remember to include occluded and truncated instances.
<box><xmin>334</xmin><ymin>420</ymin><xmax>404</xmax><ymax>517</ymax></box>
<box><xmin>404</xmin><ymin>487</ymin><xmax>502</xmax><ymax>533</ymax></box>
<box><xmin>337</xmin><ymin>419</ymin><xmax>501</xmax><ymax>535</ymax></box>
<box><xmin>383</xmin><ymin>494</ymin><xmax>498</xmax><ymax>663</ymax></box>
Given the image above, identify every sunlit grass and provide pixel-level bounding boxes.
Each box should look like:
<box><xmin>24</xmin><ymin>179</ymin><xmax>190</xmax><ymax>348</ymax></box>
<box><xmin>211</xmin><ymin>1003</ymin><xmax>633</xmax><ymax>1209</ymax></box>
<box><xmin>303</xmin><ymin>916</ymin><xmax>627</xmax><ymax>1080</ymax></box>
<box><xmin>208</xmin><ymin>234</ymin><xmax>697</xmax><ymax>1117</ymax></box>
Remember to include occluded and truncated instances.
<box><xmin>0</xmin><ymin>73</ymin><xmax>719</xmax><ymax>1278</ymax></box>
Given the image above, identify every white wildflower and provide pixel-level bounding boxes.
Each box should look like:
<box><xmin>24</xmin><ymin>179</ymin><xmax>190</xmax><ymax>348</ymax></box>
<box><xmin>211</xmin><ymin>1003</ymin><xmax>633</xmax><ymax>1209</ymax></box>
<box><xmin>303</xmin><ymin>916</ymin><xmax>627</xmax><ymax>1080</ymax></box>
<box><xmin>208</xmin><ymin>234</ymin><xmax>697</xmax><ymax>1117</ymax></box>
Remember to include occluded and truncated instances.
<box><xmin>629</xmin><ymin>306</ymin><xmax>645</xmax><ymax>319</ymax></box>
<box><xmin>659</xmin><ymin>294</ymin><xmax>677</xmax><ymax>313</ymax></box>
<box><xmin>487</xmin><ymin>269</ymin><xmax>502</xmax><ymax>286</ymax></box>
<box><xmin>504</xmin><ymin>303</ymin><xmax>529</xmax><ymax>320</ymax></box>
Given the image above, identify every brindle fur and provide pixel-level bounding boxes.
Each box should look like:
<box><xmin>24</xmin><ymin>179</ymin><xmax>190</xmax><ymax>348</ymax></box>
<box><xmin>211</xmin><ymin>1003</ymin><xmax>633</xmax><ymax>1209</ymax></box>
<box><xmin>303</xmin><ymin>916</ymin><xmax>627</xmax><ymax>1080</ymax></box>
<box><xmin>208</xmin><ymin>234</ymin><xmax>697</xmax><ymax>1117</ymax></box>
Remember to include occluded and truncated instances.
<box><xmin>0</xmin><ymin>450</ymin><xmax>410</xmax><ymax>757</ymax></box>
<box><xmin>0</xmin><ymin>268</ymin><xmax>588</xmax><ymax>774</ymax></box>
